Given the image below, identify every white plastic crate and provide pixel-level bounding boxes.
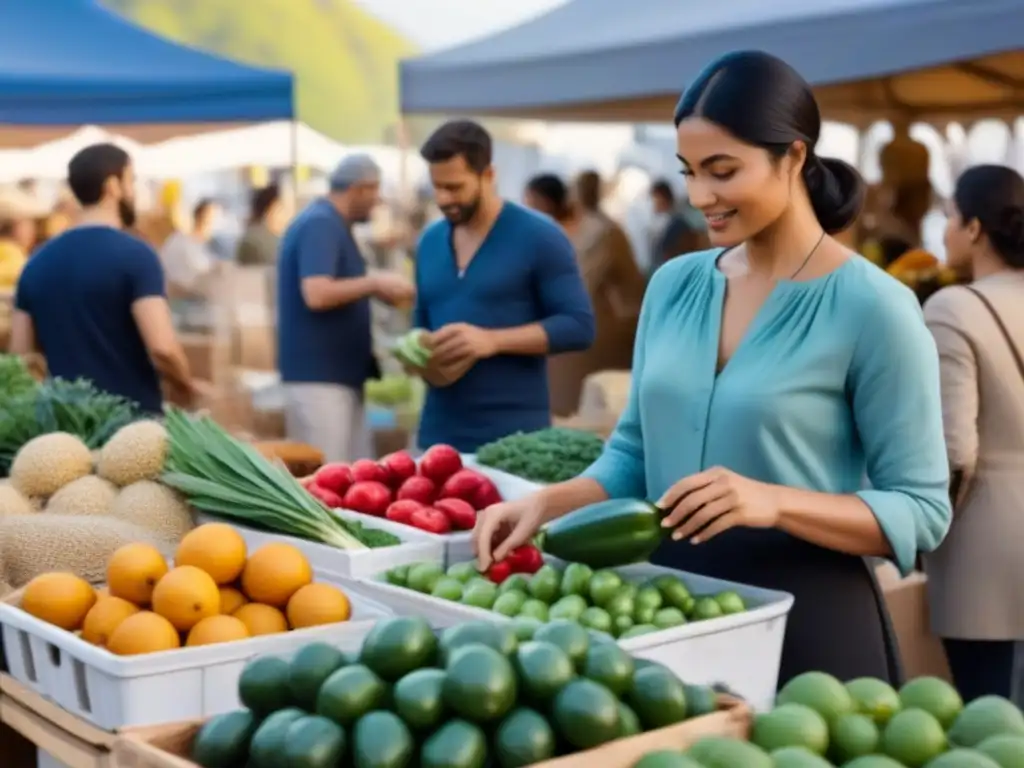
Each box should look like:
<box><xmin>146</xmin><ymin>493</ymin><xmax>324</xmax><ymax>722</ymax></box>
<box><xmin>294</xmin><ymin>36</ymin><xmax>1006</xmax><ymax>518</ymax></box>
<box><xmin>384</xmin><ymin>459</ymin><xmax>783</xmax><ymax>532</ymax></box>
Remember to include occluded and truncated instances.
<box><xmin>355</xmin><ymin>557</ymin><xmax>792</xmax><ymax>712</ymax></box>
<box><xmin>194</xmin><ymin>510</ymin><xmax>444</xmax><ymax>579</ymax></box>
<box><xmin>463</xmin><ymin>455</ymin><xmax>546</xmax><ymax>499</ymax></box>
<box><xmin>0</xmin><ymin>576</ymin><xmax>392</xmax><ymax>731</ymax></box>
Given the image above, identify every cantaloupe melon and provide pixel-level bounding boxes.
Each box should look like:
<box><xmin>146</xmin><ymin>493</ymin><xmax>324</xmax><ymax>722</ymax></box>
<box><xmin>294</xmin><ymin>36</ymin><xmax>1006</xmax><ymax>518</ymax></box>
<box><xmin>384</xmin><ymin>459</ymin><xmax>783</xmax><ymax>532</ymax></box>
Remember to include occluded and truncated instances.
<box><xmin>97</xmin><ymin>421</ymin><xmax>168</xmax><ymax>487</ymax></box>
<box><xmin>10</xmin><ymin>432</ymin><xmax>93</xmax><ymax>498</ymax></box>
<box><xmin>108</xmin><ymin>481</ymin><xmax>194</xmax><ymax>543</ymax></box>
<box><xmin>0</xmin><ymin>514</ymin><xmax>170</xmax><ymax>588</ymax></box>
<box><xmin>46</xmin><ymin>476</ymin><xmax>118</xmax><ymax>517</ymax></box>
<box><xmin>0</xmin><ymin>483</ymin><xmax>34</xmax><ymax>518</ymax></box>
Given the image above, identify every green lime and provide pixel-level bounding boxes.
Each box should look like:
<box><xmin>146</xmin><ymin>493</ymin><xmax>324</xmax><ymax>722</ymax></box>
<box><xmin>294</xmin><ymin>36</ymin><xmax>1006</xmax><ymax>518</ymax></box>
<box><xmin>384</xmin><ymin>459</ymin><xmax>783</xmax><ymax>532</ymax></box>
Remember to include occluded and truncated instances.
<box><xmin>751</xmin><ymin>703</ymin><xmax>829</xmax><ymax>755</ymax></box>
<box><xmin>714</xmin><ymin>590</ymin><xmax>745</xmax><ymax>615</ymax></box>
<box><xmin>926</xmin><ymin>749</ymin><xmax>1002</xmax><ymax>768</ymax></box>
<box><xmin>528</xmin><ymin>565</ymin><xmax>562</xmax><ymax>604</ymax></box>
<box><xmin>899</xmin><ymin>676</ymin><xmax>964</xmax><ymax>730</ymax></box>
<box><xmin>461</xmin><ymin>580</ymin><xmax>498</xmax><ymax>609</ymax></box>
<box><xmin>948</xmin><ymin>696</ymin><xmax>1024</xmax><ymax>748</ymax></box>
<box><xmin>518</xmin><ymin>598</ymin><xmax>549</xmax><ymax>622</ymax></box>
<box><xmin>777</xmin><ymin>671</ymin><xmax>855</xmax><ymax>723</ymax></box>
<box><xmin>406</xmin><ymin>562</ymin><xmax>444</xmax><ymax>593</ymax></box>
<box><xmin>510</xmin><ymin>616</ymin><xmax>544</xmax><ymax>642</ymax></box>
<box><xmin>620</xmin><ymin>624</ymin><xmax>658</xmax><ymax>639</ymax></box>
<box><xmin>659</xmin><ymin>578</ymin><xmax>696</xmax><ymax>614</ymax></box>
<box><xmin>588</xmin><ymin>570</ymin><xmax>624</xmax><ymax>607</ymax></box>
<box><xmin>446</xmin><ymin>562</ymin><xmax>478</xmax><ymax>583</ymax></box>
<box><xmin>770</xmin><ymin>746</ymin><xmax>834</xmax><ymax>768</ymax></box>
<box><xmin>430</xmin><ymin>577</ymin><xmax>464</xmax><ymax>601</ymax></box>
<box><xmin>635</xmin><ymin>585</ymin><xmax>664</xmax><ymax>613</ymax></box>
<box><xmin>830</xmin><ymin>712</ymin><xmax>880</xmax><ymax>762</ymax></box>
<box><xmin>559</xmin><ymin>562</ymin><xmax>593</xmax><ymax>598</ymax></box>
<box><xmin>579</xmin><ymin>607</ymin><xmax>613</xmax><ymax>634</ymax></box>
<box><xmin>653</xmin><ymin>607</ymin><xmax>686</xmax><ymax>629</ymax></box>
<box><xmin>881</xmin><ymin>708</ymin><xmax>947</xmax><ymax>766</ymax></box>
<box><xmin>549</xmin><ymin>594</ymin><xmax>587</xmax><ymax>622</ymax></box>
<box><xmin>846</xmin><ymin>677</ymin><xmax>902</xmax><ymax>726</ymax></box>
<box><xmin>977</xmin><ymin>733</ymin><xmax>1024</xmax><ymax>767</ymax></box>
<box><xmin>385</xmin><ymin>564</ymin><xmax>410</xmax><ymax>587</ymax></box>
<box><xmin>690</xmin><ymin>597</ymin><xmax>724</xmax><ymax>621</ymax></box>
<box><xmin>492</xmin><ymin>591</ymin><xmax>528</xmax><ymax>617</ymax></box>
<box><xmin>612</xmin><ymin>614</ymin><xmax>634</xmax><ymax>637</ymax></box>
<box><xmin>499</xmin><ymin>574</ymin><xmax>531</xmax><ymax>595</ymax></box>
<box><xmin>603</xmin><ymin>590</ymin><xmax>636</xmax><ymax>618</ymax></box>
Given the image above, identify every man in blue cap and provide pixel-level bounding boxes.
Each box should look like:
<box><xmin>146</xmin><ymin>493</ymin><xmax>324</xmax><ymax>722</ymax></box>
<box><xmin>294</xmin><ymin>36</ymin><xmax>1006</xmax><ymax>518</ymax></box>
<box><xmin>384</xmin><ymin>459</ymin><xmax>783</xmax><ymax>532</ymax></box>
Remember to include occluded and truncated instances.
<box><xmin>277</xmin><ymin>154</ymin><xmax>414</xmax><ymax>462</ymax></box>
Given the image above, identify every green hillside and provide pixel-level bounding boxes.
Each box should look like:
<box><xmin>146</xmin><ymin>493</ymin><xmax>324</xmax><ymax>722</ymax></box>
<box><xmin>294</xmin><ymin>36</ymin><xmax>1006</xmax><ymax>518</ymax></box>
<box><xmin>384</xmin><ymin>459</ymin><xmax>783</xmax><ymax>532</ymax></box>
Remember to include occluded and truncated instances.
<box><xmin>103</xmin><ymin>0</ymin><xmax>418</xmax><ymax>144</ymax></box>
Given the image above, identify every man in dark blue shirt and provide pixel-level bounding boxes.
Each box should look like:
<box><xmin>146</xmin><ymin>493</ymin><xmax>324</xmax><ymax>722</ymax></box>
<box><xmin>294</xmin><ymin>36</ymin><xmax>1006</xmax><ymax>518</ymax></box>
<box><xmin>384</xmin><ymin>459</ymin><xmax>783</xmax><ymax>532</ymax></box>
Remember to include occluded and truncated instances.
<box><xmin>11</xmin><ymin>143</ymin><xmax>196</xmax><ymax>413</ymax></box>
<box><xmin>413</xmin><ymin>121</ymin><xmax>596</xmax><ymax>452</ymax></box>
<box><xmin>277</xmin><ymin>155</ymin><xmax>414</xmax><ymax>462</ymax></box>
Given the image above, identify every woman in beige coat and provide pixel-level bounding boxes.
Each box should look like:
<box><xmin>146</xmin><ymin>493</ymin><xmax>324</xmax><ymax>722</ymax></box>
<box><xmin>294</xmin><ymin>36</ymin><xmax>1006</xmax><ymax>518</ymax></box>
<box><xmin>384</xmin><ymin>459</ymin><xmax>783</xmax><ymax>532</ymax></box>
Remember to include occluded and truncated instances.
<box><xmin>924</xmin><ymin>164</ymin><xmax>1024</xmax><ymax>702</ymax></box>
<box><xmin>524</xmin><ymin>174</ymin><xmax>645</xmax><ymax>416</ymax></box>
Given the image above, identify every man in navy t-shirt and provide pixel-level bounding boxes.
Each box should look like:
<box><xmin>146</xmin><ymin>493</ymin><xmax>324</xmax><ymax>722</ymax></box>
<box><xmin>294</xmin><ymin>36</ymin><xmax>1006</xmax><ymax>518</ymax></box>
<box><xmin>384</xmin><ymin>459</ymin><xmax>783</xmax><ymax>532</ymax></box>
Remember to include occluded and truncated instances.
<box><xmin>413</xmin><ymin>121</ymin><xmax>596</xmax><ymax>452</ymax></box>
<box><xmin>10</xmin><ymin>143</ymin><xmax>197</xmax><ymax>413</ymax></box>
<box><xmin>277</xmin><ymin>155</ymin><xmax>414</xmax><ymax>462</ymax></box>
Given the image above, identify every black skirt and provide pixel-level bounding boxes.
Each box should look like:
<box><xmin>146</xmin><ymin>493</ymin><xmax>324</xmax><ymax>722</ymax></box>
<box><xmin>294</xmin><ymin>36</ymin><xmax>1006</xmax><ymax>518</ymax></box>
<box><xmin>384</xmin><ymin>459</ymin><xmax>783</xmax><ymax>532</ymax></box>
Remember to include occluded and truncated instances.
<box><xmin>651</xmin><ymin>527</ymin><xmax>903</xmax><ymax>687</ymax></box>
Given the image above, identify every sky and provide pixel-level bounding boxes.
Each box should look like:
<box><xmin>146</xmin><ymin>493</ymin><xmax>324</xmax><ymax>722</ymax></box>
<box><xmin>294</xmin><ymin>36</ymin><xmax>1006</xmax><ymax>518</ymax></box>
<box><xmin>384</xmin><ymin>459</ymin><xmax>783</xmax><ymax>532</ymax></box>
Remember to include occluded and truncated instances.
<box><xmin>354</xmin><ymin>0</ymin><xmax>566</xmax><ymax>50</ymax></box>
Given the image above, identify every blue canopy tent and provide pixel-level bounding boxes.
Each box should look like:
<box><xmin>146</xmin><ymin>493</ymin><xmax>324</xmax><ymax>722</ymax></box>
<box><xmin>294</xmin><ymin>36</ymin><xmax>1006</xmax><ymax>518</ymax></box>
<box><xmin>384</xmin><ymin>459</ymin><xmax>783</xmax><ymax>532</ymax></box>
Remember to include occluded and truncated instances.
<box><xmin>400</xmin><ymin>0</ymin><xmax>1024</xmax><ymax>125</ymax></box>
<box><xmin>0</xmin><ymin>0</ymin><xmax>293</xmax><ymax>146</ymax></box>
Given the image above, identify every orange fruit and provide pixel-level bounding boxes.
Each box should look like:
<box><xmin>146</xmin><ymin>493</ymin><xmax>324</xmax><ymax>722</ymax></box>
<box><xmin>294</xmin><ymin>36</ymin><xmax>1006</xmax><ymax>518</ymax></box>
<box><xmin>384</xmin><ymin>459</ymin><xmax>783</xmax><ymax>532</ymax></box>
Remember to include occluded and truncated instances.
<box><xmin>81</xmin><ymin>596</ymin><xmax>140</xmax><ymax>647</ymax></box>
<box><xmin>232</xmin><ymin>603</ymin><xmax>288</xmax><ymax>636</ymax></box>
<box><xmin>218</xmin><ymin>586</ymin><xmax>248</xmax><ymax>615</ymax></box>
<box><xmin>21</xmin><ymin>573</ymin><xmax>97</xmax><ymax>630</ymax></box>
<box><xmin>186</xmin><ymin>615</ymin><xmax>250</xmax><ymax>647</ymax></box>
<box><xmin>151</xmin><ymin>566</ymin><xmax>220</xmax><ymax>632</ymax></box>
<box><xmin>240</xmin><ymin>543</ymin><xmax>312</xmax><ymax>607</ymax></box>
<box><xmin>107</xmin><ymin>543</ymin><xmax>168</xmax><ymax>605</ymax></box>
<box><xmin>107</xmin><ymin>611</ymin><xmax>181</xmax><ymax>655</ymax></box>
<box><xmin>174</xmin><ymin>524</ymin><xmax>248</xmax><ymax>585</ymax></box>
<box><xmin>286</xmin><ymin>583</ymin><xmax>352</xmax><ymax>629</ymax></box>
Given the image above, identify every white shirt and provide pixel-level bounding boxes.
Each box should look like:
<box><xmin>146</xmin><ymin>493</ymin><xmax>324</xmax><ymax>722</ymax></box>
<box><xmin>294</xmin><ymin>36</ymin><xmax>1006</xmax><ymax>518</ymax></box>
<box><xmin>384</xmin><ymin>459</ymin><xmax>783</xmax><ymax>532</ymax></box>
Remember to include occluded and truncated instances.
<box><xmin>160</xmin><ymin>231</ymin><xmax>215</xmax><ymax>295</ymax></box>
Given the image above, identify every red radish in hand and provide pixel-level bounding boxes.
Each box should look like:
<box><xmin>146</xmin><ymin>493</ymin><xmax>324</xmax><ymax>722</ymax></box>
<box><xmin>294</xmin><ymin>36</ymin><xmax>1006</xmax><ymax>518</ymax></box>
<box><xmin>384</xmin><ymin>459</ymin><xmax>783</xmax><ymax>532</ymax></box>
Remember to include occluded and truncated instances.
<box><xmin>439</xmin><ymin>468</ymin><xmax>485</xmax><ymax>502</ymax></box>
<box><xmin>471</xmin><ymin>477</ymin><xmax>502</xmax><ymax>510</ymax></box>
<box><xmin>419</xmin><ymin>444</ymin><xmax>462</xmax><ymax>484</ymax></box>
<box><xmin>380</xmin><ymin>451</ymin><xmax>417</xmax><ymax>488</ymax></box>
<box><xmin>396</xmin><ymin>475</ymin><xmax>437</xmax><ymax>505</ymax></box>
<box><xmin>385</xmin><ymin>499</ymin><xmax>422</xmax><ymax>525</ymax></box>
<box><xmin>351</xmin><ymin>459</ymin><xmax>390</xmax><ymax>485</ymax></box>
<box><xmin>308</xmin><ymin>483</ymin><xmax>344</xmax><ymax>509</ymax></box>
<box><xmin>314</xmin><ymin>463</ymin><xmax>353</xmax><ymax>495</ymax></box>
<box><xmin>433</xmin><ymin>498</ymin><xmax>477</xmax><ymax>531</ymax></box>
<box><xmin>342</xmin><ymin>481</ymin><xmax>393</xmax><ymax>516</ymax></box>
<box><xmin>486</xmin><ymin>561</ymin><xmax>512</xmax><ymax>584</ymax></box>
<box><xmin>506</xmin><ymin>545</ymin><xmax>544</xmax><ymax>574</ymax></box>
<box><xmin>410</xmin><ymin>507</ymin><xmax>451</xmax><ymax>534</ymax></box>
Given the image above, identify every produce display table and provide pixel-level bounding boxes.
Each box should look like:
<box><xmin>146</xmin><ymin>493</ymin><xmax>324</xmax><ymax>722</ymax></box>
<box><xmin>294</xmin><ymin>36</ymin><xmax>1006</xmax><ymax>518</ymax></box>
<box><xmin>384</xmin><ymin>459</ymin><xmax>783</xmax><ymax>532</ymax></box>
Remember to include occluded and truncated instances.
<box><xmin>112</xmin><ymin>698</ymin><xmax>751</xmax><ymax>768</ymax></box>
<box><xmin>251</xmin><ymin>440</ymin><xmax>323</xmax><ymax>476</ymax></box>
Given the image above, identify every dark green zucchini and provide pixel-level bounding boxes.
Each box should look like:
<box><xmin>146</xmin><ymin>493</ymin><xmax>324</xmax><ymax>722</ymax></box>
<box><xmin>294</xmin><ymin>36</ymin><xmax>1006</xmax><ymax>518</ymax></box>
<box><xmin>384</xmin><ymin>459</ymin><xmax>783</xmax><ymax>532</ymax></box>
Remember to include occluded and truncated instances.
<box><xmin>537</xmin><ymin>499</ymin><xmax>666</xmax><ymax>568</ymax></box>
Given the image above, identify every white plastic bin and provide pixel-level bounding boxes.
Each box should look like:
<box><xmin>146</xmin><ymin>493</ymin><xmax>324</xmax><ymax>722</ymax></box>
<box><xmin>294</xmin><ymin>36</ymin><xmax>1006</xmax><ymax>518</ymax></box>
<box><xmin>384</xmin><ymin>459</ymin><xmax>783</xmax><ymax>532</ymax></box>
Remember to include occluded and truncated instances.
<box><xmin>194</xmin><ymin>510</ymin><xmax>444</xmax><ymax>579</ymax></box>
<box><xmin>355</xmin><ymin>558</ymin><xmax>792</xmax><ymax>711</ymax></box>
<box><xmin>0</xmin><ymin>576</ymin><xmax>393</xmax><ymax>730</ymax></box>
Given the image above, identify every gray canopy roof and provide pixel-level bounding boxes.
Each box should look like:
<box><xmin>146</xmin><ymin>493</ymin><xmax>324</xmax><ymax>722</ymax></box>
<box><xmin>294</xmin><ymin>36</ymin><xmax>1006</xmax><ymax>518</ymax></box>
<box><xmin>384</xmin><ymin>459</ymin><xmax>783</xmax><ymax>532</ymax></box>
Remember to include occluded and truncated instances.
<box><xmin>400</xmin><ymin>0</ymin><xmax>1024</xmax><ymax>125</ymax></box>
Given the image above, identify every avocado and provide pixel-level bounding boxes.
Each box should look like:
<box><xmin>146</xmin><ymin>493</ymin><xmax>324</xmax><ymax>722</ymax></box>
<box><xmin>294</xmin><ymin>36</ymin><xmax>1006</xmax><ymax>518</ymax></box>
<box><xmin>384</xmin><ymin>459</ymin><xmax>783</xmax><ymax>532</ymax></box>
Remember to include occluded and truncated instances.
<box><xmin>190</xmin><ymin>710</ymin><xmax>257</xmax><ymax>768</ymax></box>
<box><xmin>280</xmin><ymin>715</ymin><xmax>346</xmax><ymax>768</ymax></box>
<box><xmin>392</xmin><ymin>667</ymin><xmax>447</xmax><ymax>731</ymax></box>
<box><xmin>443</xmin><ymin>643</ymin><xmax>517</xmax><ymax>723</ymax></box>
<box><xmin>617</xmin><ymin>702</ymin><xmax>642</xmax><ymax>738</ymax></box>
<box><xmin>627</xmin><ymin>665</ymin><xmax>688</xmax><ymax>730</ymax></box>
<box><xmin>421</xmin><ymin>719</ymin><xmax>488</xmax><ymax>768</ymax></box>
<box><xmin>582</xmin><ymin>643</ymin><xmax>635</xmax><ymax>697</ymax></box>
<box><xmin>288</xmin><ymin>643</ymin><xmax>347</xmax><ymax>711</ymax></box>
<box><xmin>532</xmin><ymin>620</ymin><xmax>590</xmax><ymax>670</ymax></box>
<box><xmin>440</xmin><ymin>620</ymin><xmax>518</xmax><ymax>663</ymax></box>
<box><xmin>552</xmin><ymin>678</ymin><xmax>621</xmax><ymax>749</ymax></box>
<box><xmin>238</xmin><ymin>656</ymin><xmax>293</xmax><ymax>718</ymax></box>
<box><xmin>494</xmin><ymin>708</ymin><xmax>557</xmax><ymax>768</ymax></box>
<box><xmin>316</xmin><ymin>664</ymin><xmax>388</xmax><ymax>726</ymax></box>
<box><xmin>513</xmin><ymin>641</ymin><xmax>576</xmax><ymax>703</ymax></box>
<box><xmin>634</xmin><ymin>752</ymin><xmax>705</xmax><ymax>768</ymax></box>
<box><xmin>686</xmin><ymin>736</ymin><xmax>773</xmax><ymax>768</ymax></box>
<box><xmin>247</xmin><ymin>707</ymin><xmax>305</xmax><ymax>768</ymax></box>
<box><xmin>352</xmin><ymin>710</ymin><xmax>415</xmax><ymax>768</ymax></box>
<box><xmin>359</xmin><ymin>616</ymin><xmax>438</xmax><ymax>681</ymax></box>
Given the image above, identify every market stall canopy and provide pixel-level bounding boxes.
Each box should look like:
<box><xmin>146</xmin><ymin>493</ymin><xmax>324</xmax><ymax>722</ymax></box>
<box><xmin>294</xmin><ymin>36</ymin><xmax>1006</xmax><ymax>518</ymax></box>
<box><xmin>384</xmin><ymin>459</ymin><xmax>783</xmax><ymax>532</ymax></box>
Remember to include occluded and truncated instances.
<box><xmin>142</xmin><ymin>122</ymin><xmax>345</xmax><ymax>177</ymax></box>
<box><xmin>0</xmin><ymin>0</ymin><xmax>293</xmax><ymax>147</ymax></box>
<box><xmin>400</xmin><ymin>0</ymin><xmax>1024</xmax><ymax>126</ymax></box>
<box><xmin>0</xmin><ymin>127</ymin><xmax>142</xmax><ymax>182</ymax></box>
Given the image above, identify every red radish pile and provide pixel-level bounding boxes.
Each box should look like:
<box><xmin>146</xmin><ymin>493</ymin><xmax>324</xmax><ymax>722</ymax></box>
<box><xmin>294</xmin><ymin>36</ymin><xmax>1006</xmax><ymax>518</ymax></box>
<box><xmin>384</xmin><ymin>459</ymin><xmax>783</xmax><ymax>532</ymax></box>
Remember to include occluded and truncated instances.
<box><xmin>305</xmin><ymin>445</ymin><xmax>502</xmax><ymax>535</ymax></box>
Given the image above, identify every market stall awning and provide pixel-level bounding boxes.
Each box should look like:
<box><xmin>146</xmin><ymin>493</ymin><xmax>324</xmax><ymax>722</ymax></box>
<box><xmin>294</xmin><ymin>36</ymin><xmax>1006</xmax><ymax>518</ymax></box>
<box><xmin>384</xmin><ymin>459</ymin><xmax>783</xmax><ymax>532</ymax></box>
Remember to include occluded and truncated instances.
<box><xmin>400</xmin><ymin>0</ymin><xmax>1024</xmax><ymax>125</ymax></box>
<box><xmin>0</xmin><ymin>0</ymin><xmax>293</xmax><ymax>146</ymax></box>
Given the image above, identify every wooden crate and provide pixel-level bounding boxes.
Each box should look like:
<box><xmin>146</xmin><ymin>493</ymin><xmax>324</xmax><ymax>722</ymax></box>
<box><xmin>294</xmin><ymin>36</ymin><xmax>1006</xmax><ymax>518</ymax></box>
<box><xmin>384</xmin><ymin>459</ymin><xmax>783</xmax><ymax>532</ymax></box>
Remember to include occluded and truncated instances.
<box><xmin>113</xmin><ymin>698</ymin><xmax>751</xmax><ymax>768</ymax></box>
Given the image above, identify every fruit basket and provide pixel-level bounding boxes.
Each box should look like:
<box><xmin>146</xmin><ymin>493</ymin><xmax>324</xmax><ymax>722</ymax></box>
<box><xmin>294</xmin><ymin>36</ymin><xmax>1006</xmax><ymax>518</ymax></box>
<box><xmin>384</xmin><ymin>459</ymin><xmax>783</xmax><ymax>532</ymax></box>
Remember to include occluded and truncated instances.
<box><xmin>355</xmin><ymin>557</ymin><xmax>793</xmax><ymax>712</ymax></box>
<box><xmin>0</xmin><ymin>575</ymin><xmax>393</xmax><ymax>730</ymax></box>
<box><xmin>194</xmin><ymin>508</ymin><xmax>445</xmax><ymax>579</ymax></box>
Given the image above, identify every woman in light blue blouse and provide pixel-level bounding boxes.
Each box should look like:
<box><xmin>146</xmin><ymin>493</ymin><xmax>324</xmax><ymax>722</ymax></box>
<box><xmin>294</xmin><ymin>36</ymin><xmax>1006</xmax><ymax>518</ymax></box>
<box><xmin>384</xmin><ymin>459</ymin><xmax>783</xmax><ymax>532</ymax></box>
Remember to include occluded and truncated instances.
<box><xmin>474</xmin><ymin>51</ymin><xmax>952</xmax><ymax>685</ymax></box>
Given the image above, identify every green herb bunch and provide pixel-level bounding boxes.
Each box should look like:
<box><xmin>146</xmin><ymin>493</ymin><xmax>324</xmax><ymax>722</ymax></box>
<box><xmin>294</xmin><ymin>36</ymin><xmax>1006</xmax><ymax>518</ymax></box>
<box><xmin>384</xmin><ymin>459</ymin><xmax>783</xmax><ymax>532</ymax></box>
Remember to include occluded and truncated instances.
<box><xmin>475</xmin><ymin>427</ymin><xmax>605</xmax><ymax>483</ymax></box>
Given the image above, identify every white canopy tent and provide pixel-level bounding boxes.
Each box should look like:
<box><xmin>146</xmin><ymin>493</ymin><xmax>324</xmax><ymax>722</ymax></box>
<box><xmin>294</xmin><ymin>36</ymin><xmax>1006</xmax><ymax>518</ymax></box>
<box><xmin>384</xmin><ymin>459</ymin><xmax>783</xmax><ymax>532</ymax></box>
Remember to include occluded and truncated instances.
<box><xmin>0</xmin><ymin>126</ymin><xmax>143</xmax><ymax>183</ymax></box>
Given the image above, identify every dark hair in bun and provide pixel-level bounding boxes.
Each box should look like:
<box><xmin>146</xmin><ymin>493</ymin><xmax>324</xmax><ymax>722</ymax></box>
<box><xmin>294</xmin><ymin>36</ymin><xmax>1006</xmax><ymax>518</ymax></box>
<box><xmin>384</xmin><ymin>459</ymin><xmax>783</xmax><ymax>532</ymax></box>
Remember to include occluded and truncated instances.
<box><xmin>953</xmin><ymin>164</ymin><xmax>1024</xmax><ymax>269</ymax></box>
<box><xmin>674</xmin><ymin>50</ymin><xmax>864</xmax><ymax>234</ymax></box>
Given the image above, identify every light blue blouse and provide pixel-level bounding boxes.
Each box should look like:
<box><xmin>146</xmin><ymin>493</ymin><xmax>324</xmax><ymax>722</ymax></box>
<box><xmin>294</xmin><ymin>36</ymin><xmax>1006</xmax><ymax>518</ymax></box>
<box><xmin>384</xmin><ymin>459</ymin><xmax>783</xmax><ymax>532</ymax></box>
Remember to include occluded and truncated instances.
<box><xmin>583</xmin><ymin>249</ymin><xmax>951</xmax><ymax>575</ymax></box>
